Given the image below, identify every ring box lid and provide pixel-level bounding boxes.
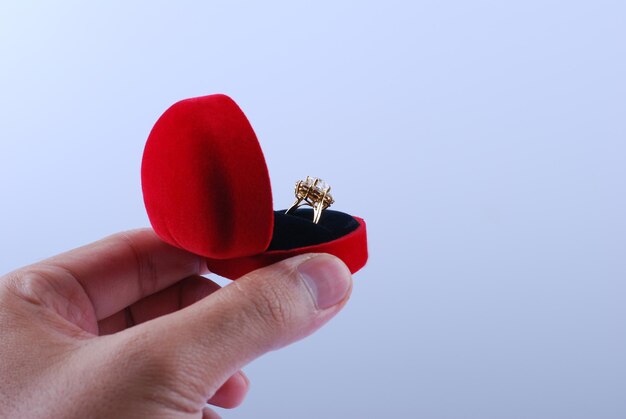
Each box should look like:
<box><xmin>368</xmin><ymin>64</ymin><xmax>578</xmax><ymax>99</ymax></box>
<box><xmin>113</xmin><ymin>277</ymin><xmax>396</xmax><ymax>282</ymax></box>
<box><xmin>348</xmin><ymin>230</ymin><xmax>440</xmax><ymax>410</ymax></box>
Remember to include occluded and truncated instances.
<box><xmin>141</xmin><ymin>94</ymin><xmax>274</xmax><ymax>259</ymax></box>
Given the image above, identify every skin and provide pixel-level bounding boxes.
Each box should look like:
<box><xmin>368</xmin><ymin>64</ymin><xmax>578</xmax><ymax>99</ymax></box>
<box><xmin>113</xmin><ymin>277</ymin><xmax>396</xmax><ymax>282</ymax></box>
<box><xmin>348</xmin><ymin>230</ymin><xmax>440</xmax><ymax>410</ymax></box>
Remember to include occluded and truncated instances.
<box><xmin>0</xmin><ymin>229</ymin><xmax>353</xmax><ymax>418</ymax></box>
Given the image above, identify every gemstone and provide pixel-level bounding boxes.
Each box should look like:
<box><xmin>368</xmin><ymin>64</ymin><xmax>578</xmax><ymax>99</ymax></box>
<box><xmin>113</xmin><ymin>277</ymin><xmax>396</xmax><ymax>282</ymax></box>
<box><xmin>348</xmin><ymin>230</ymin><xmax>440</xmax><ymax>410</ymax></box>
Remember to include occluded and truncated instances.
<box><xmin>316</xmin><ymin>179</ymin><xmax>328</xmax><ymax>191</ymax></box>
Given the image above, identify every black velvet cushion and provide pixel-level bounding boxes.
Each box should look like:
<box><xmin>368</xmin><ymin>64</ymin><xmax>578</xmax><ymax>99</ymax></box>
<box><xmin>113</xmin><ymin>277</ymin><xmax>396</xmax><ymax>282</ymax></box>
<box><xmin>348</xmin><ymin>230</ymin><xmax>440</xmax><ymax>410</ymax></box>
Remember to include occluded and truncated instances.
<box><xmin>268</xmin><ymin>208</ymin><xmax>361</xmax><ymax>250</ymax></box>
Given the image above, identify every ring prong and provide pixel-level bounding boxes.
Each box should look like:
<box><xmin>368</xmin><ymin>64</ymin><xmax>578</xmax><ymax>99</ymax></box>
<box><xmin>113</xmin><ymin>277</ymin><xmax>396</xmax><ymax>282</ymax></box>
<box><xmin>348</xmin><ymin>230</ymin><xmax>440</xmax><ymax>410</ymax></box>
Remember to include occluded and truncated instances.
<box><xmin>287</xmin><ymin>176</ymin><xmax>334</xmax><ymax>223</ymax></box>
<box><xmin>285</xmin><ymin>197</ymin><xmax>303</xmax><ymax>215</ymax></box>
<box><xmin>313</xmin><ymin>203</ymin><xmax>323</xmax><ymax>224</ymax></box>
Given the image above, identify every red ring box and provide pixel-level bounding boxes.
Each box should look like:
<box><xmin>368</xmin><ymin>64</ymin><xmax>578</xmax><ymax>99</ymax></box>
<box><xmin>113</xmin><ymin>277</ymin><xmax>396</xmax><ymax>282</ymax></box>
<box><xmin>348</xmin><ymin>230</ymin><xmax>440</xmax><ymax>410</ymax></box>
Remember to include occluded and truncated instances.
<box><xmin>141</xmin><ymin>94</ymin><xmax>368</xmax><ymax>280</ymax></box>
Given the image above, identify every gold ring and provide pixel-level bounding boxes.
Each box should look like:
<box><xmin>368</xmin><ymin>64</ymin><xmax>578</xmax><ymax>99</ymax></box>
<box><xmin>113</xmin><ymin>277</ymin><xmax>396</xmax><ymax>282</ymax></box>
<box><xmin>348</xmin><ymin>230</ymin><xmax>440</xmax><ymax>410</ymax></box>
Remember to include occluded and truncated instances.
<box><xmin>285</xmin><ymin>176</ymin><xmax>334</xmax><ymax>224</ymax></box>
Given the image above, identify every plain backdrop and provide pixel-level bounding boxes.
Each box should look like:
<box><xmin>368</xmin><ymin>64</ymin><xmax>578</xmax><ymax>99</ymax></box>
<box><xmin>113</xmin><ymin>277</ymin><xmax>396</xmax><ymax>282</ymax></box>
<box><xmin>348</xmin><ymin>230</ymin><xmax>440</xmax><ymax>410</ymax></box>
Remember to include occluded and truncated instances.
<box><xmin>1</xmin><ymin>1</ymin><xmax>625</xmax><ymax>418</ymax></box>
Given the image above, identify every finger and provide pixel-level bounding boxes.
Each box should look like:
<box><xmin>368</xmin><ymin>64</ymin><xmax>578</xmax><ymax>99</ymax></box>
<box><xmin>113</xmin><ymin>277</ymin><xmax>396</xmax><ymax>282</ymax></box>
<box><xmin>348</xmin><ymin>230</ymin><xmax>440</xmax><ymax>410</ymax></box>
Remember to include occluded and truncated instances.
<box><xmin>98</xmin><ymin>275</ymin><xmax>221</xmax><ymax>335</ymax></box>
<box><xmin>207</xmin><ymin>371</ymin><xmax>249</xmax><ymax>409</ymax></box>
<box><xmin>129</xmin><ymin>275</ymin><xmax>221</xmax><ymax>326</ymax></box>
<box><xmin>97</xmin><ymin>309</ymin><xmax>130</xmax><ymax>335</ymax></box>
<box><xmin>128</xmin><ymin>253</ymin><xmax>352</xmax><ymax>403</ymax></box>
<box><xmin>202</xmin><ymin>406</ymin><xmax>222</xmax><ymax>419</ymax></box>
<box><xmin>33</xmin><ymin>229</ymin><xmax>206</xmax><ymax>320</ymax></box>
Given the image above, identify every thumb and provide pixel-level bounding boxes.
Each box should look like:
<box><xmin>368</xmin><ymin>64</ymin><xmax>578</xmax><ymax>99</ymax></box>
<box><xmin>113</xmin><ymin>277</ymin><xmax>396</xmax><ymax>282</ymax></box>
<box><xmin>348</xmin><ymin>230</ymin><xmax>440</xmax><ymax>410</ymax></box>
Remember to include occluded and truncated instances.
<box><xmin>130</xmin><ymin>253</ymin><xmax>353</xmax><ymax>401</ymax></box>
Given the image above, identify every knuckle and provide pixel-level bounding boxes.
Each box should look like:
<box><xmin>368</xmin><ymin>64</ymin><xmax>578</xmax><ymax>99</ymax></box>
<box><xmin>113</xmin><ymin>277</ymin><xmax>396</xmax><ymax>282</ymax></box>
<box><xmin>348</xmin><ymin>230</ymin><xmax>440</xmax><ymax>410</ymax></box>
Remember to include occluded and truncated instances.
<box><xmin>254</xmin><ymin>284</ymin><xmax>292</xmax><ymax>328</ymax></box>
<box><xmin>1</xmin><ymin>266</ymin><xmax>94</xmax><ymax>332</ymax></box>
<box><xmin>116</xmin><ymin>231</ymin><xmax>159</xmax><ymax>296</ymax></box>
<box><xmin>2</xmin><ymin>269</ymin><xmax>50</xmax><ymax>305</ymax></box>
<box><xmin>237</xmin><ymin>276</ymin><xmax>297</xmax><ymax>335</ymax></box>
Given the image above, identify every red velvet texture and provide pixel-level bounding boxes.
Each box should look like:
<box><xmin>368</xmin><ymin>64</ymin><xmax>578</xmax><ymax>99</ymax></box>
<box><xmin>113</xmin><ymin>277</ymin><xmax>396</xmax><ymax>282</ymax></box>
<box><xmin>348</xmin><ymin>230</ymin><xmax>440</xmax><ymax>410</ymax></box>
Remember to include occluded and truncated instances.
<box><xmin>142</xmin><ymin>94</ymin><xmax>368</xmax><ymax>280</ymax></box>
<box><xmin>142</xmin><ymin>94</ymin><xmax>274</xmax><ymax>259</ymax></box>
<box><xmin>206</xmin><ymin>217</ymin><xmax>368</xmax><ymax>279</ymax></box>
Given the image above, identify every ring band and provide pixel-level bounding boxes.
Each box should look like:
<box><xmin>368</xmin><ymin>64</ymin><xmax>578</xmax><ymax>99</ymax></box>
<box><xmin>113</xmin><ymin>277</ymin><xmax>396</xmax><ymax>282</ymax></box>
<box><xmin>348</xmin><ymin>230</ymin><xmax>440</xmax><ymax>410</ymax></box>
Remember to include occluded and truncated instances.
<box><xmin>285</xmin><ymin>176</ymin><xmax>334</xmax><ymax>224</ymax></box>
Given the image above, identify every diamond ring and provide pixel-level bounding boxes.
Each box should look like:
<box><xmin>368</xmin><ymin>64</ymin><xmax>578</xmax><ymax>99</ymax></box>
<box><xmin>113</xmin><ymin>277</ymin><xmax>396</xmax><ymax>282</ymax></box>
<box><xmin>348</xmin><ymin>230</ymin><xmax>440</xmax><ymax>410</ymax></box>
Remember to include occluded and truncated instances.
<box><xmin>285</xmin><ymin>176</ymin><xmax>334</xmax><ymax>224</ymax></box>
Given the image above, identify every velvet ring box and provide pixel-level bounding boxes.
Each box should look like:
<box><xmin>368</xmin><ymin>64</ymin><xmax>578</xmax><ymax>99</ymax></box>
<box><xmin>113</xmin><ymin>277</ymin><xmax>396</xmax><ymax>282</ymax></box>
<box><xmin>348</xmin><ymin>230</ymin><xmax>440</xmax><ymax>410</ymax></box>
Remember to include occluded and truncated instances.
<box><xmin>141</xmin><ymin>94</ymin><xmax>368</xmax><ymax>280</ymax></box>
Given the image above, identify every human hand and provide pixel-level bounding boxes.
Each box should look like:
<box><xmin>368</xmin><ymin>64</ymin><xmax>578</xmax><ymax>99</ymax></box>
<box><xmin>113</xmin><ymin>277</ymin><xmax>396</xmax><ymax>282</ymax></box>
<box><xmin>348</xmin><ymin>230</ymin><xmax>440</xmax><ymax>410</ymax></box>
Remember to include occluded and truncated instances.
<box><xmin>0</xmin><ymin>229</ymin><xmax>353</xmax><ymax>418</ymax></box>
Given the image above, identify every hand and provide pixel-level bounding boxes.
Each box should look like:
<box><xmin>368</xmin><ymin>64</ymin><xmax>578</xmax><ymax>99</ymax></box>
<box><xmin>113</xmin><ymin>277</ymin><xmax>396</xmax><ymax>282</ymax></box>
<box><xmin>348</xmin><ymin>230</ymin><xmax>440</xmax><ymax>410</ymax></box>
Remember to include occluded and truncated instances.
<box><xmin>0</xmin><ymin>229</ymin><xmax>353</xmax><ymax>418</ymax></box>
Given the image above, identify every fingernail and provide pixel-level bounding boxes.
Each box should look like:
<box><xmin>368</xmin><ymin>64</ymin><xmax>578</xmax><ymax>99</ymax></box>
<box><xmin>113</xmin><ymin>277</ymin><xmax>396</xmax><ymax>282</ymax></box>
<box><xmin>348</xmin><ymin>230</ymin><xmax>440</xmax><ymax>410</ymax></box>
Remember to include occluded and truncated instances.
<box><xmin>237</xmin><ymin>371</ymin><xmax>250</xmax><ymax>387</ymax></box>
<box><xmin>298</xmin><ymin>255</ymin><xmax>352</xmax><ymax>310</ymax></box>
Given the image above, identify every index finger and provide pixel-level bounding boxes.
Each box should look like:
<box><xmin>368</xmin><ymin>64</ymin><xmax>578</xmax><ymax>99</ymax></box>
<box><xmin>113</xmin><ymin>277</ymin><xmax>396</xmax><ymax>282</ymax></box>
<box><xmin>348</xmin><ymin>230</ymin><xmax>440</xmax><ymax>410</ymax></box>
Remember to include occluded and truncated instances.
<box><xmin>32</xmin><ymin>229</ymin><xmax>206</xmax><ymax>320</ymax></box>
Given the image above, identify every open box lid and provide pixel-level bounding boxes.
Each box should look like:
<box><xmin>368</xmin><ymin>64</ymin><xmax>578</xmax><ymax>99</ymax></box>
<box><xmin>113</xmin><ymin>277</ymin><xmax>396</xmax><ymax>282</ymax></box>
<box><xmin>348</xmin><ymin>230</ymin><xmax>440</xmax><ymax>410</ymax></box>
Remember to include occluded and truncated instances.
<box><xmin>141</xmin><ymin>94</ymin><xmax>274</xmax><ymax>259</ymax></box>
